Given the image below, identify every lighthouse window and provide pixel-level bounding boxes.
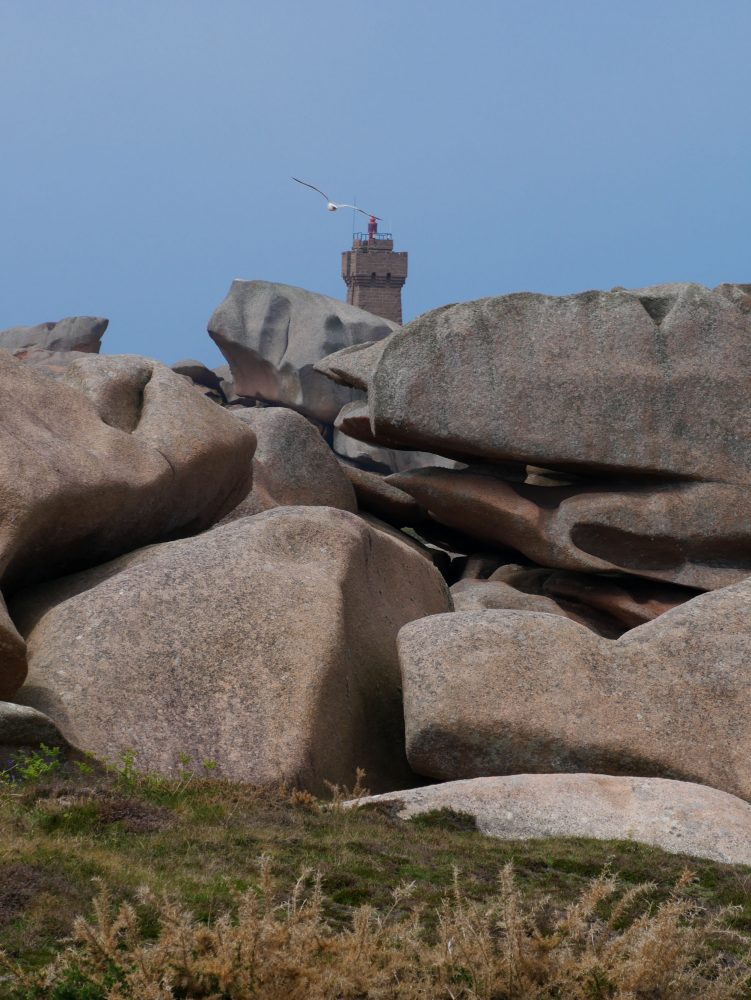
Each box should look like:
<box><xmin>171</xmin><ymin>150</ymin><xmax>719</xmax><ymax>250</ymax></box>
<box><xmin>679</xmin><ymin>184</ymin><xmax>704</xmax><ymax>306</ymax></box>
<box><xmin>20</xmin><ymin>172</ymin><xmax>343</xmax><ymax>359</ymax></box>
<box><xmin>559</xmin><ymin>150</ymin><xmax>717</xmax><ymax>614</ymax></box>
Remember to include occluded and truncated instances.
<box><xmin>386</xmin><ymin>273</ymin><xmax>391</xmax><ymax>282</ymax></box>
<box><xmin>371</xmin><ymin>272</ymin><xmax>376</xmax><ymax>283</ymax></box>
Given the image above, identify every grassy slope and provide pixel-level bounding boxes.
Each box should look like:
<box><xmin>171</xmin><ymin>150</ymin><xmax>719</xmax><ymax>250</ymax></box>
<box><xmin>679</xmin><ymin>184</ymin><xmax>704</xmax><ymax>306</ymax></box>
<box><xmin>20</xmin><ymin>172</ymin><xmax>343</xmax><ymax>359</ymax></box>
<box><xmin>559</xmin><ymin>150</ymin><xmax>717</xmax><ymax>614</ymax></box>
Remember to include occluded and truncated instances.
<box><xmin>1</xmin><ymin>755</ymin><xmax>750</xmax><ymax>980</ymax></box>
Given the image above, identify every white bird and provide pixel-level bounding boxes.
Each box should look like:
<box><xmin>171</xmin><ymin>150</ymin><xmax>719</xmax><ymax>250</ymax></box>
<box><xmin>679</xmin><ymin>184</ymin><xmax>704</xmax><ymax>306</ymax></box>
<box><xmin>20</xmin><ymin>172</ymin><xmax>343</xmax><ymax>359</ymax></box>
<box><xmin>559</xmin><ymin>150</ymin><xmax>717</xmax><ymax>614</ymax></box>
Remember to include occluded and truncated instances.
<box><xmin>292</xmin><ymin>177</ymin><xmax>381</xmax><ymax>219</ymax></box>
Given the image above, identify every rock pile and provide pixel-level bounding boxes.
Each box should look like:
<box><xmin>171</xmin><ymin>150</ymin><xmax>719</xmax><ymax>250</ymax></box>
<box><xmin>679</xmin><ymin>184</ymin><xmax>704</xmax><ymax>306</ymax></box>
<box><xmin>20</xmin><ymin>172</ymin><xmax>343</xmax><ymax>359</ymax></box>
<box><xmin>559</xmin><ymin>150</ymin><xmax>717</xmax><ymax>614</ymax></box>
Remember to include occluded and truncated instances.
<box><xmin>320</xmin><ymin>283</ymin><xmax>751</xmax><ymax>478</ymax></box>
<box><xmin>316</xmin><ymin>282</ymin><xmax>751</xmax><ymax>850</ymax></box>
<box><xmin>1</xmin><ymin>280</ymin><xmax>750</xmax><ymax>861</ymax></box>
<box><xmin>318</xmin><ymin>282</ymin><xmax>751</xmax><ymax>620</ymax></box>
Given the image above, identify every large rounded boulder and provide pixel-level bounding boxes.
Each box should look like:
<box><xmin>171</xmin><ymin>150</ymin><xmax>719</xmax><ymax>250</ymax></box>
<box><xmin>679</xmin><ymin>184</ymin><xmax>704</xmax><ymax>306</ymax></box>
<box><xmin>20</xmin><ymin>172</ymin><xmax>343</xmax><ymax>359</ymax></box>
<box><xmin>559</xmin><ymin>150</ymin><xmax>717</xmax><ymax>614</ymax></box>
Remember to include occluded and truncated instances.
<box><xmin>399</xmin><ymin>578</ymin><xmax>751</xmax><ymax>800</ymax></box>
<box><xmin>0</xmin><ymin>352</ymin><xmax>256</xmax><ymax>594</ymax></box>
<box><xmin>12</xmin><ymin>507</ymin><xmax>451</xmax><ymax>793</ymax></box>
<box><xmin>0</xmin><ymin>351</ymin><xmax>256</xmax><ymax>697</ymax></box>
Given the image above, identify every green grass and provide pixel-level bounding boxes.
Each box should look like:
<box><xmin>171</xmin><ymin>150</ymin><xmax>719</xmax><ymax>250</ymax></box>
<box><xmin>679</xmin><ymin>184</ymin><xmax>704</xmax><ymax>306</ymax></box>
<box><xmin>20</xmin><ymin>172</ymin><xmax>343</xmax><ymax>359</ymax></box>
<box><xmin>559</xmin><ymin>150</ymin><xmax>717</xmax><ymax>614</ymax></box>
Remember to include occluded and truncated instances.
<box><xmin>0</xmin><ymin>755</ymin><xmax>750</xmax><ymax>982</ymax></box>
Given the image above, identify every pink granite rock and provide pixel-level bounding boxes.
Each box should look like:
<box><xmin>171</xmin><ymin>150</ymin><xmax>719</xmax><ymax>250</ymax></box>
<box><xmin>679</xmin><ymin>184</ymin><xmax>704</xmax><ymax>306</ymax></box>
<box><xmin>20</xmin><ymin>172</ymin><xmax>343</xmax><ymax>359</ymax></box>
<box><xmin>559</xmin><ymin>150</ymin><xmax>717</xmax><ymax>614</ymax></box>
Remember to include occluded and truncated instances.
<box><xmin>13</xmin><ymin>508</ymin><xmax>451</xmax><ymax>792</ymax></box>
<box><xmin>220</xmin><ymin>407</ymin><xmax>356</xmax><ymax>521</ymax></box>
<box><xmin>399</xmin><ymin>579</ymin><xmax>751</xmax><ymax>799</ymax></box>
<box><xmin>322</xmin><ymin>283</ymin><xmax>751</xmax><ymax>481</ymax></box>
<box><xmin>0</xmin><ymin>352</ymin><xmax>255</xmax><ymax>594</ymax></box>
<box><xmin>208</xmin><ymin>281</ymin><xmax>397</xmax><ymax>425</ymax></box>
<box><xmin>388</xmin><ymin>468</ymin><xmax>750</xmax><ymax>590</ymax></box>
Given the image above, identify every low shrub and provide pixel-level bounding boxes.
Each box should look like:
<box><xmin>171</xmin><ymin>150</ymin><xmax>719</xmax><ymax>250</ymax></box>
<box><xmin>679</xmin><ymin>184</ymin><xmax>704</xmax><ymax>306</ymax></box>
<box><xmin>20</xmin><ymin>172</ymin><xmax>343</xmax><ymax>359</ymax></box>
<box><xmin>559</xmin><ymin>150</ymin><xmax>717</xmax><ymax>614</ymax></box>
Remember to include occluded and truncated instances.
<box><xmin>3</xmin><ymin>859</ymin><xmax>749</xmax><ymax>999</ymax></box>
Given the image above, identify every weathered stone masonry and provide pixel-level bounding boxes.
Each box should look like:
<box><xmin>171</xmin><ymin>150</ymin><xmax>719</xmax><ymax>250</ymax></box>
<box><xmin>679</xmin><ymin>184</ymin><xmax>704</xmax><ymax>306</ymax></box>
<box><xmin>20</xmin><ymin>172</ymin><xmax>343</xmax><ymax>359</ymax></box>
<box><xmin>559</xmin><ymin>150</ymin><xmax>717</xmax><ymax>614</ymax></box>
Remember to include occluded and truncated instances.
<box><xmin>342</xmin><ymin>231</ymin><xmax>408</xmax><ymax>324</ymax></box>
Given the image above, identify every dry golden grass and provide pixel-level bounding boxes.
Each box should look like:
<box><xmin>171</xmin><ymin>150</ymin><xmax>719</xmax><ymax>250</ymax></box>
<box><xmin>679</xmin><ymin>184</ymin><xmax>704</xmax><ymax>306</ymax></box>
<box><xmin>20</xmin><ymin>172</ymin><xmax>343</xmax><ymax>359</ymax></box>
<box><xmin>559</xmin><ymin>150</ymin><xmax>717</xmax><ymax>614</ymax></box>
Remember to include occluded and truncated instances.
<box><xmin>4</xmin><ymin>858</ymin><xmax>750</xmax><ymax>999</ymax></box>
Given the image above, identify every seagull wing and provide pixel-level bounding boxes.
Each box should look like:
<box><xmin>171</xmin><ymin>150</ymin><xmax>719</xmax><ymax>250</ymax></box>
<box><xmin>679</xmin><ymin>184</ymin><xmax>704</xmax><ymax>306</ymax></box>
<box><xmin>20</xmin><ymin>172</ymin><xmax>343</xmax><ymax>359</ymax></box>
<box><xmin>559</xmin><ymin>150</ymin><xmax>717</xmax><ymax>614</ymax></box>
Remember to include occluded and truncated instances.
<box><xmin>336</xmin><ymin>203</ymin><xmax>382</xmax><ymax>220</ymax></box>
<box><xmin>292</xmin><ymin>177</ymin><xmax>330</xmax><ymax>201</ymax></box>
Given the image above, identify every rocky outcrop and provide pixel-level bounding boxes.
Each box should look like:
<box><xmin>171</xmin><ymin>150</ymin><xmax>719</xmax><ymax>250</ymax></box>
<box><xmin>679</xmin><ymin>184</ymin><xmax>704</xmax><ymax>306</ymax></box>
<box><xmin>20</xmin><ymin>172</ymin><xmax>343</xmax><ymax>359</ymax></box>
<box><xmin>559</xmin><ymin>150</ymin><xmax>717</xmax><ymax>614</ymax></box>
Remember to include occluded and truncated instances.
<box><xmin>0</xmin><ymin>316</ymin><xmax>107</xmax><ymax>355</ymax></box>
<box><xmin>6</xmin><ymin>316</ymin><xmax>108</xmax><ymax>381</ymax></box>
<box><xmin>221</xmin><ymin>407</ymin><xmax>357</xmax><ymax>521</ymax></box>
<box><xmin>352</xmin><ymin>775</ymin><xmax>751</xmax><ymax>866</ymax></box>
<box><xmin>399</xmin><ymin>578</ymin><xmax>751</xmax><ymax>799</ymax></box>
<box><xmin>208</xmin><ymin>281</ymin><xmax>398</xmax><ymax>425</ymax></box>
<box><xmin>0</xmin><ymin>351</ymin><xmax>255</xmax><ymax>596</ymax></box>
<box><xmin>12</xmin><ymin>507</ymin><xmax>451</xmax><ymax>793</ymax></box>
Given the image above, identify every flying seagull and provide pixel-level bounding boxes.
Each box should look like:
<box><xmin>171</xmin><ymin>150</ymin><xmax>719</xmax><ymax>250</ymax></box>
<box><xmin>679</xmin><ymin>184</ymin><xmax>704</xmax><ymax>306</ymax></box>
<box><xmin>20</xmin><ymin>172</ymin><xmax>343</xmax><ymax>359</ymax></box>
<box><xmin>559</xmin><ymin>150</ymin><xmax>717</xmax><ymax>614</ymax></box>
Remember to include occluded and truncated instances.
<box><xmin>292</xmin><ymin>177</ymin><xmax>381</xmax><ymax>219</ymax></box>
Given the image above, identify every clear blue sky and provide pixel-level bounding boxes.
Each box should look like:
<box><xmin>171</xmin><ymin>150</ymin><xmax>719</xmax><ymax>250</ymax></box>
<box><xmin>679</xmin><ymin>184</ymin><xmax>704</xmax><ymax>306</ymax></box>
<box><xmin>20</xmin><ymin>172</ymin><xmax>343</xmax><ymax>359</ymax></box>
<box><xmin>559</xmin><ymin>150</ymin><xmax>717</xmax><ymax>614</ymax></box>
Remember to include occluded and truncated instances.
<box><xmin>2</xmin><ymin>1</ymin><xmax>749</xmax><ymax>366</ymax></box>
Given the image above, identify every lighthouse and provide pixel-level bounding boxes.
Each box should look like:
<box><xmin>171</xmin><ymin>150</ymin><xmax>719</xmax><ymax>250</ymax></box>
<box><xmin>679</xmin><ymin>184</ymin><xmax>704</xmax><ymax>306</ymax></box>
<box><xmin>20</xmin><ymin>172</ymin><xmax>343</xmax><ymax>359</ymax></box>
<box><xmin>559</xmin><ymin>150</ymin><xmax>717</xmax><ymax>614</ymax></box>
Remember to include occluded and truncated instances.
<box><xmin>341</xmin><ymin>217</ymin><xmax>408</xmax><ymax>324</ymax></box>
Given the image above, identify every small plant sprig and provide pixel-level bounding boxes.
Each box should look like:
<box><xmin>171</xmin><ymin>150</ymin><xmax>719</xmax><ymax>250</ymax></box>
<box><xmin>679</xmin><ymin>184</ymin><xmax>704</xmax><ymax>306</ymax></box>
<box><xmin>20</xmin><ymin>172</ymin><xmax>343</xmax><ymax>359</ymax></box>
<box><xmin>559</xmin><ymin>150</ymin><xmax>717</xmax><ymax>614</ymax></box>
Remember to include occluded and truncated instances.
<box><xmin>324</xmin><ymin>766</ymin><xmax>370</xmax><ymax>811</ymax></box>
<box><xmin>0</xmin><ymin>743</ymin><xmax>62</xmax><ymax>786</ymax></box>
<box><xmin>105</xmin><ymin>749</ymin><xmax>219</xmax><ymax>796</ymax></box>
<box><xmin>72</xmin><ymin>749</ymin><xmax>97</xmax><ymax>778</ymax></box>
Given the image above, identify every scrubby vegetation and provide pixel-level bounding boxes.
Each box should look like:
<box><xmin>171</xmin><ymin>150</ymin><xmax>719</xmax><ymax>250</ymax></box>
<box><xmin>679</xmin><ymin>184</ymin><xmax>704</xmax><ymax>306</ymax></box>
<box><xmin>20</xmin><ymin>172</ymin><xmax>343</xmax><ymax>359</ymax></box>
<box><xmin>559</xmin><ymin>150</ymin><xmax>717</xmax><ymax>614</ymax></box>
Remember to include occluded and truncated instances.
<box><xmin>0</xmin><ymin>752</ymin><xmax>749</xmax><ymax>998</ymax></box>
<box><xmin>5</xmin><ymin>860</ymin><xmax>751</xmax><ymax>998</ymax></box>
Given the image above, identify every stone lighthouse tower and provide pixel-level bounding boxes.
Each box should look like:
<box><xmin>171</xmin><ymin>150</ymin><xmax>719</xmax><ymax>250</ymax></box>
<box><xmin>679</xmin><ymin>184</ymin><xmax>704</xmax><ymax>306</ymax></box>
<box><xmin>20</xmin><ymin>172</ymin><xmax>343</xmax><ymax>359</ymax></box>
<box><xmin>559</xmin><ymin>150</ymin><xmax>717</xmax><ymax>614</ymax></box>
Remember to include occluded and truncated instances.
<box><xmin>341</xmin><ymin>217</ymin><xmax>408</xmax><ymax>324</ymax></box>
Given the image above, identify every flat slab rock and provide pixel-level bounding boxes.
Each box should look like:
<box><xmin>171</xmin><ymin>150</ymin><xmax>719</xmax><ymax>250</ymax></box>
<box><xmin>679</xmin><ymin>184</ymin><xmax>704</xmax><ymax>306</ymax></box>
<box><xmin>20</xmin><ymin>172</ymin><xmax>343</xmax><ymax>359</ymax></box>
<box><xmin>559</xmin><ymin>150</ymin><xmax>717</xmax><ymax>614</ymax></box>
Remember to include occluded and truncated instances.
<box><xmin>333</xmin><ymin>427</ymin><xmax>462</xmax><ymax>476</ymax></box>
<box><xmin>321</xmin><ymin>282</ymin><xmax>751</xmax><ymax>481</ymax></box>
<box><xmin>451</xmin><ymin>573</ymin><xmax>694</xmax><ymax>639</ymax></box>
<box><xmin>448</xmin><ymin>579</ymin><xmax>625</xmax><ymax>638</ymax></box>
<box><xmin>350</xmin><ymin>774</ymin><xmax>751</xmax><ymax>867</ymax></box>
<box><xmin>388</xmin><ymin>466</ymin><xmax>751</xmax><ymax>591</ymax></box>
